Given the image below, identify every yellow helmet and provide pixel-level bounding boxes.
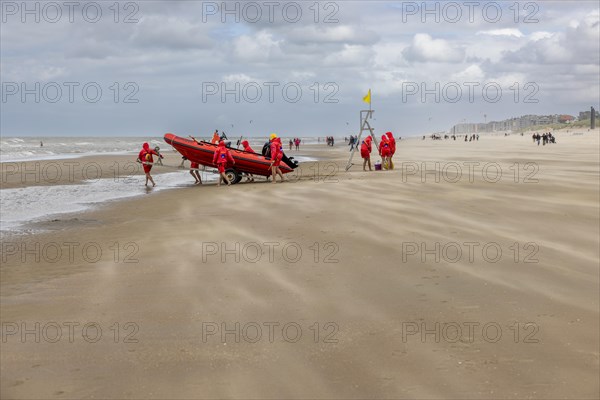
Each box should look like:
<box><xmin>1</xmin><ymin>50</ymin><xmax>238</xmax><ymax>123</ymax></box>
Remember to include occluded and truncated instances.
<box><xmin>270</xmin><ymin>133</ymin><xmax>277</xmax><ymax>140</ymax></box>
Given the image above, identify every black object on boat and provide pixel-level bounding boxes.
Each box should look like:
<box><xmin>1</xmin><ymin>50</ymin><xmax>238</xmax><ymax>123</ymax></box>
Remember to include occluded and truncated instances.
<box><xmin>261</xmin><ymin>142</ymin><xmax>298</xmax><ymax>169</ymax></box>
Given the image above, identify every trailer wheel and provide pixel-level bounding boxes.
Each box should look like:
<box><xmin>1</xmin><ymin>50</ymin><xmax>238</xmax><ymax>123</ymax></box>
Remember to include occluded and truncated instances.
<box><xmin>233</xmin><ymin>171</ymin><xmax>243</xmax><ymax>184</ymax></box>
<box><xmin>225</xmin><ymin>169</ymin><xmax>242</xmax><ymax>184</ymax></box>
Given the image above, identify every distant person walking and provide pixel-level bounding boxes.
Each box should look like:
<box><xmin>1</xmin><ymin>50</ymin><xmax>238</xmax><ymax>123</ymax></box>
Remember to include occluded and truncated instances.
<box><xmin>349</xmin><ymin>135</ymin><xmax>356</xmax><ymax>151</ymax></box>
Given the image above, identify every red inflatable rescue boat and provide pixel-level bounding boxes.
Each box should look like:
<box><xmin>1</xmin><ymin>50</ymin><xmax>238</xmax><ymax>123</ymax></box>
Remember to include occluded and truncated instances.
<box><xmin>164</xmin><ymin>133</ymin><xmax>298</xmax><ymax>184</ymax></box>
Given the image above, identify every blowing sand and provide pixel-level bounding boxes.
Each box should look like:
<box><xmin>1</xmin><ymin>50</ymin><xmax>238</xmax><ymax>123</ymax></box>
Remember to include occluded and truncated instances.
<box><xmin>1</xmin><ymin>131</ymin><xmax>599</xmax><ymax>399</ymax></box>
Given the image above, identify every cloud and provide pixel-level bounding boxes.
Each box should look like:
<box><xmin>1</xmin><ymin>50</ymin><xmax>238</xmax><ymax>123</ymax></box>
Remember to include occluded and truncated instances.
<box><xmin>323</xmin><ymin>44</ymin><xmax>375</xmax><ymax>67</ymax></box>
<box><xmin>66</xmin><ymin>39</ymin><xmax>120</xmax><ymax>60</ymax></box>
<box><xmin>286</xmin><ymin>25</ymin><xmax>379</xmax><ymax>46</ymax></box>
<box><xmin>1</xmin><ymin>1</ymin><xmax>598</xmax><ymax>137</ymax></box>
<box><xmin>222</xmin><ymin>74</ymin><xmax>256</xmax><ymax>84</ymax></box>
<box><xmin>477</xmin><ymin>29</ymin><xmax>524</xmax><ymax>38</ymax></box>
<box><xmin>502</xmin><ymin>17</ymin><xmax>599</xmax><ymax>65</ymax></box>
<box><xmin>529</xmin><ymin>32</ymin><xmax>554</xmax><ymax>42</ymax></box>
<box><xmin>0</xmin><ymin>63</ymin><xmax>68</xmax><ymax>81</ymax></box>
<box><xmin>452</xmin><ymin>65</ymin><xmax>485</xmax><ymax>82</ymax></box>
<box><xmin>232</xmin><ymin>30</ymin><xmax>283</xmax><ymax>62</ymax></box>
<box><xmin>402</xmin><ymin>34</ymin><xmax>465</xmax><ymax>63</ymax></box>
<box><xmin>131</xmin><ymin>16</ymin><xmax>213</xmax><ymax>50</ymax></box>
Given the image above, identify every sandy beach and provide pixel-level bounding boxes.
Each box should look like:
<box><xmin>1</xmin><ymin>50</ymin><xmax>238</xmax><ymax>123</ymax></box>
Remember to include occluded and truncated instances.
<box><xmin>1</xmin><ymin>131</ymin><xmax>599</xmax><ymax>399</ymax></box>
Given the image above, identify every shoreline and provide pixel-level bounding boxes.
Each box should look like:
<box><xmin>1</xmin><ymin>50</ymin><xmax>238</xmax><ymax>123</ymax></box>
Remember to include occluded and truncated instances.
<box><xmin>2</xmin><ymin>131</ymin><xmax>599</xmax><ymax>237</ymax></box>
<box><xmin>0</xmin><ymin>146</ymin><xmax>328</xmax><ymax>235</ymax></box>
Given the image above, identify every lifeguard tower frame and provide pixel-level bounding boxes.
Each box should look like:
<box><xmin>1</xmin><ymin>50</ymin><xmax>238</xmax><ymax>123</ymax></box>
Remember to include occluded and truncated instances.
<box><xmin>345</xmin><ymin>109</ymin><xmax>379</xmax><ymax>171</ymax></box>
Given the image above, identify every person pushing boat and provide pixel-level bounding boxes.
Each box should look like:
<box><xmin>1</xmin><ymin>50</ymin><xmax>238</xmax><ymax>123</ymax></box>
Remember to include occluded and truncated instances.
<box><xmin>241</xmin><ymin>140</ymin><xmax>256</xmax><ymax>182</ymax></box>
<box><xmin>241</xmin><ymin>139</ymin><xmax>254</xmax><ymax>153</ymax></box>
<box><xmin>269</xmin><ymin>133</ymin><xmax>285</xmax><ymax>183</ymax></box>
<box><xmin>212</xmin><ymin>140</ymin><xmax>235</xmax><ymax>186</ymax></box>
<box><xmin>190</xmin><ymin>161</ymin><xmax>202</xmax><ymax>185</ymax></box>
<box><xmin>138</xmin><ymin>142</ymin><xmax>163</xmax><ymax>186</ymax></box>
<box><xmin>186</xmin><ymin>135</ymin><xmax>203</xmax><ymax>184</ymax></box>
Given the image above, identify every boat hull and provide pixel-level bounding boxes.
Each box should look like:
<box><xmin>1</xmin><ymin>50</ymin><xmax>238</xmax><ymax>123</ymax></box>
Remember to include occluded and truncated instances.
<box><xmin>164</xmin><ymin>133</ymin><xmax>297</xmax><ymax>177</ymax></box>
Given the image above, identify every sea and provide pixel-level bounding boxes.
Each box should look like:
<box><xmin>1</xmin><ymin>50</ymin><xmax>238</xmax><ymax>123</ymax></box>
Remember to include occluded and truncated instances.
<box><xmin>1</xmin><ymin>136</ymin><xmax>318</xmax><ymax>234</ymax></box>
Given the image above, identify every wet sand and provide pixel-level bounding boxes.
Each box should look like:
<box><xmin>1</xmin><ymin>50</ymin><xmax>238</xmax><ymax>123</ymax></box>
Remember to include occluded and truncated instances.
<box><xmin>1</xmin><ymin>130</ymin><xmax>599</xmax><ymax>399</ymax></box>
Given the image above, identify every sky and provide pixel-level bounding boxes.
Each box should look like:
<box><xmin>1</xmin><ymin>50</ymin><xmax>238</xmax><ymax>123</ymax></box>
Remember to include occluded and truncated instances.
<box><xmin>1</xmin><ymin>0</ymin><xmax>599</xmax><ymax>137</ymax></box>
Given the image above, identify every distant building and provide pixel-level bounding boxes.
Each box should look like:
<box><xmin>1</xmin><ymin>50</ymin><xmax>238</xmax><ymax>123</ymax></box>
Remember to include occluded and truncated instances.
<box><xmin>450</xmin><ymin>113</ymin><xmax>573</xmax><ymax>134</ymax></box>
<box><xmin>578</xmin><ymin>110</ymin><xmax>600</xmax><ymax>120</ymax></box>
<box><xmin>558</xmin><ymin>115</ymin><xmax>575</xmax><ymax>123</ymax></box>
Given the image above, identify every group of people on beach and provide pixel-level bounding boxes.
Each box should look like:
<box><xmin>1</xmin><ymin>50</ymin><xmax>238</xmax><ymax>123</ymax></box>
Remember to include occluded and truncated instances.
<box><xmin>325</xmin><ymin>136</ymin><xmax>335</xmax><ymax>146</ymax></box>
<box><xmin>346</xmin><ymin>135</ymin><xmax>358</xmax><ymax>150</ymax></box>
<box><xmin>360</xmin><ymin>131</ymin><xmax>396</xmax><ymax>171</ymax></box>
<box><xmin>423</xmin><ymin>134</ymin><xmax>478</xmax><ymax>141</ymax></box>
<box><xmin>138</xmin><ymin>128</ymin><xmax>402</xmax><ymax>187</ymax></box>
<box><xmin>193</xmin><ymin>133</ymin><xmax>285</xmax><ymax>186</ymax></box>
<box><xmin>532</xmin><ymin>132</ymin><xmax>556</xmax><ymax>145</ymax></box>
<box><xmin>288</xmin><ymin>138</ymin><xmax>302</xmax><ymax>150</ymax></box>
<box><xmin>137</xmin><ymin>133</ymin><xmax>287</xmax><ymax>187</ymax></box>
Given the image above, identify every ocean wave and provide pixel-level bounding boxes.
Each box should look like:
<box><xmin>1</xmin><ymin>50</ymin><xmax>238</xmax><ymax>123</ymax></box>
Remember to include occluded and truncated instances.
<box><xmin>1</xmin><ymin>171</ymin><xmax>217</xmax><ymax>233</ymax></box>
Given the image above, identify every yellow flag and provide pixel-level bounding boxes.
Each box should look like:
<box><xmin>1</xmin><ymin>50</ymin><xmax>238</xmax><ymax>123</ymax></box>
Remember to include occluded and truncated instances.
<box><xmin>362</xmin><ymin>89</ymin><xmax>371</xmax><ymax>105</ymax></box>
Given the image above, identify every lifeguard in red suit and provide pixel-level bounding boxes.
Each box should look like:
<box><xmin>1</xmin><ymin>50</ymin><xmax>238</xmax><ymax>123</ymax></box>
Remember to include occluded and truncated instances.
<box><xmin>212</xmin><ymin>140</ymin><xmax>235</xmax><ymax>186</ymax></box>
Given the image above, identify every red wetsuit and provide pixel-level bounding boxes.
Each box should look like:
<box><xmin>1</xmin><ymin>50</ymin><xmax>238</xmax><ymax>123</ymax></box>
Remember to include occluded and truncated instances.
<box><xmin>190</xmin><ymin>161</ymin><xmax>199</xmax><ymax>169</ymax></box>
<box><xmin>138</xmin><ymin>142</ymin><xmax>160</xmax><ymax>173</ymax></box>
<box><xmin>270</xmin><ymin>138</ymin><xmax>283</xmax><ymax>167</ymax></box>
<box><xmin>386</xmin><ymin>132</ymin><xmax>396</xmax><ymax>156</ymax></box>
<box><xmin>241</xmin><ymin>140</ymin><xmax>255</xmax><ymax>153</ymax></box>
<box><xmin>379</xmin><ymin>135</ymin><xmax>391</xmax><ymax>157</ymax></box>
<box><xmin>360</xmin><ymin>137</ymin><xmax>372</xmax><ymax>159</ymax></box>
<box><xmin>212</xmin><ymin>141</ymin><xmax>234</xmax><ymax>173</ymax></box>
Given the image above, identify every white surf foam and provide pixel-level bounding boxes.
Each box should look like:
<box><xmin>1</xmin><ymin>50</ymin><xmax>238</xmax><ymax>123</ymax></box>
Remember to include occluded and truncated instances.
<box><xmin>0</xmin><ymin>171</ymin><xmax>217</xmax><ymax>233</ymax></box>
